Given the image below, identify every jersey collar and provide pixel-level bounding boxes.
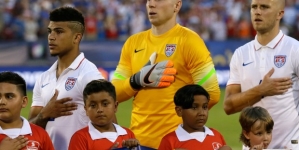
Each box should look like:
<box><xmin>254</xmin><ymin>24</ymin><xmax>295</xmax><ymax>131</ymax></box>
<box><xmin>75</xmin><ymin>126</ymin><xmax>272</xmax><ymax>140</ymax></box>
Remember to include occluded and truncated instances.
<box><xmin>0</xmin><ymin>117</ymin><xmax>32</xmax><ymax>136</ymax></box>
<box><xmin>49</xmin><ymin>53</ymin><xmax>85</xmax><ymax>71</ymax></box>
<box><xmin>88</xmin><ymin>121</ymin><xmax>127</xmax><ymax>140</ymax></box>
<box><xmin>254</xmin><ymin>30</ymin><xmax>284</xmax><ymax>51</ymax></box>
<box><xmin>175</xmin><ymin>124</ymin><xmax>214</xmax><ymax>142</ymax></box>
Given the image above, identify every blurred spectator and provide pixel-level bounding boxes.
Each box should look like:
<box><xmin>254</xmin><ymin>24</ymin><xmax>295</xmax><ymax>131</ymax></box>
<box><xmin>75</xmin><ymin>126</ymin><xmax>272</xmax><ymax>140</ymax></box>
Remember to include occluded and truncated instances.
<box><xmin>1</xmin><ymin>0</ymin><xmax>299</xmax><ymax>41</ymax></box>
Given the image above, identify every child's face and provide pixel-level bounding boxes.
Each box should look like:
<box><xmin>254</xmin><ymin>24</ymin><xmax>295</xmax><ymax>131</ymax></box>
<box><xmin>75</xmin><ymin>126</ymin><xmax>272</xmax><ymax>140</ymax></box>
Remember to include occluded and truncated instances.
<box><xmin>84</xmin><ymin>91</ymin><xmax>118</xmax><ymax>130</ymax></box>
<box><xmin>0</xmin><ymin>83</ymin><xmax>27</xmax><ymax>123</ymax></box>
<box><xmin>243</xmin><ymin>120</ymin><xmax>272</xmax><ymax>149</ymax></box>
<box><xmin>176</xmin><ymin>95</ymin><xmax>209</xmax><ymax>133</ymax></box>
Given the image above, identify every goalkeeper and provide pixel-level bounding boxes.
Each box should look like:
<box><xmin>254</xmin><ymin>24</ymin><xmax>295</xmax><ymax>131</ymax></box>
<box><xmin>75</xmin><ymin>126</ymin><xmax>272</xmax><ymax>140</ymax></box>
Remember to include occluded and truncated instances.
<box><xmin>112</xmin><ymin>0</ymin><xmax>220</xmax><ymax>149</ymax></box>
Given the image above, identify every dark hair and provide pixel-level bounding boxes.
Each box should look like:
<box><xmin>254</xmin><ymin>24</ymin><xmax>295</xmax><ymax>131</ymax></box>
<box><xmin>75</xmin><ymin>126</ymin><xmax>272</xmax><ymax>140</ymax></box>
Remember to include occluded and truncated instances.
<box><xmin>0</xmin><ymin>71</ymin><xmax>27</xmax><ymax>96</ymax></box>
<box><xmin>83</xmin><ymin>79</ymin><xmax>116</xmax><ymax>104</ymax></box>
<box><xmin>49</xmin><ymin>6</ymin><xmax>85</xmax><ymax>34</ymax></box>
<box><xmin>174</xmin><ymin>84</ymin><xmax>210</xmax><ymax>109</ymax></box>
<box><xmin>239</xmin><ymin>106</ymin><xmax>274</xmax><ymax>147</ymax></box>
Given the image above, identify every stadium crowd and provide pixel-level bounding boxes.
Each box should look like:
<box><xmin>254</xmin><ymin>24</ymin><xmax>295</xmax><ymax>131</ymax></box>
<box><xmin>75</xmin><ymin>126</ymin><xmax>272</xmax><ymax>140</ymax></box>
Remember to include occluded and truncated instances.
<box><xmin>1</xmin><ymin>0</ymin><xmax>299</xmax><ymax>42</ymax></box>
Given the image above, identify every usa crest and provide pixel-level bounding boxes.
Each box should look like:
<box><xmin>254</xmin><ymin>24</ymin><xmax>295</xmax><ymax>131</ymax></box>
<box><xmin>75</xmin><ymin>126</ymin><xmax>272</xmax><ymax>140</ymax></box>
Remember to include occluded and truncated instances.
<box><xmin>274</xmin><ymin>55</ymin><xmax>286</xmax><ymax>68</ymax></box>
<box><xmin>165</xmin><ymin>44</ymin><xmax>176</xmax><ymax>57</ymax></box>
<box><xmin>65</xmin><ymin>77</ymin><xmax>77</xmax><ymax>91</ymax></box>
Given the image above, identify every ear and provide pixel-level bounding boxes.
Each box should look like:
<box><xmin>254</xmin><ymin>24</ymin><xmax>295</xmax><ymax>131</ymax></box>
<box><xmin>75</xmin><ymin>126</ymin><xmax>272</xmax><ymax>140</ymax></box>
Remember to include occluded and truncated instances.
<box><xmin>174</xmin><ymin>0</ymin><xmax>182</xmax><ymax>12</ymax></box>
<box><xmin>277</xmin><ymin>10</ymin><xmax>284</xmax><ymax>20</ymax></box>
<box><xmin>114</xmin><ymin>101</ymin><xmax>118</xmax><ymax>113</ymax></box>
<box><xmin>175</xmin><ymin>106</ymin><xmax>182</xmax><ymax>117</ymax></box>
<box><xmin>242</xmin><ymin>130</ymin><xmax>250</xmax><ymax>139</ymax></box>
<box><xmin>21</xmin><ymin>96</ymin><xmax>28</xmax><ymax>108</ymax></box>
<box><xmin>73</xmin><ymin>33</ymin><xmax>82</xmax><ymax>44</ymax></box>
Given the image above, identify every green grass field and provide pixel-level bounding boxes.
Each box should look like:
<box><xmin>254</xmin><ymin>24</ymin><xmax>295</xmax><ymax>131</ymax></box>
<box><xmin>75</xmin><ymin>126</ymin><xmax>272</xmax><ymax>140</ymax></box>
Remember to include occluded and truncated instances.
<box><xmin>22</xmin><ymin>89</ymin><xmax>242</xmax><ymax>149</ymax></box>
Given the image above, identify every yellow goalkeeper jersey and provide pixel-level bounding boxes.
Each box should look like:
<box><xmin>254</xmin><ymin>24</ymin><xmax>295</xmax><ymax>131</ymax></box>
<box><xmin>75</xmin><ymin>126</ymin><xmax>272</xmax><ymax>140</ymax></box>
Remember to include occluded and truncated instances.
<box><xmin>112</xmin><ymin>24</ymin><xmax>220</xmax><ymax>149</ymax></box>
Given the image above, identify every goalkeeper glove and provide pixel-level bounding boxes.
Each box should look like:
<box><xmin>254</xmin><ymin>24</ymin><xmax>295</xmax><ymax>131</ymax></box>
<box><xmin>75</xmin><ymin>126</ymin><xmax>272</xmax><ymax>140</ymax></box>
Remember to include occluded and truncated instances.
<box><xmin>130</xmin><ymin>52</ymin><xmax>177</xmax><ymax>89</ymax></box>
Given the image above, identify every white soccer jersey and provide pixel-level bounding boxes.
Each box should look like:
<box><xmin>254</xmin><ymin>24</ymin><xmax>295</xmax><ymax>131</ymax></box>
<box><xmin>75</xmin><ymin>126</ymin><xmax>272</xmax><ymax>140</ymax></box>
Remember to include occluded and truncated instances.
<box><xmin>228</xmin><ymin>31</ymin><xmax>299</xmax><ymax>149</ymax></box>
<box><xmin>32</xmin><ymin>53</ymin><xmax>104</xmax><ymax>150</ymax></box>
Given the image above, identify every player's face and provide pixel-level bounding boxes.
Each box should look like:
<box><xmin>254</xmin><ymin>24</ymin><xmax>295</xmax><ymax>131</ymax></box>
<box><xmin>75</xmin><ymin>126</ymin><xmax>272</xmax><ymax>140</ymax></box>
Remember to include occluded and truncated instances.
<box><xmin>0</xmin><ymin>83</ymin><xmax>27</xmax><ymax>123</ymax></box>
<box><xmin>146</xmin><ymin>0</ymin><xmax>179</xmax><ymax>26</ymax></box>
<box><xmin>180</xmin><ymin>95</ymin><xmax>208</xmax><ymax>133</ymax></box>
<box><xmin>84</xmin><ymin>91</ymin><xmax>118</xmax><ymax>131</ymax></box>
<box><xmin>250</xmin><ymin>0</ymin><xmax>283</xmax><ymax>34</ymax></box>
<box><xmin>47</xmin><ymin>21</ymin><xmax>76</xmax><ymax>57</ymax></box>
<box><xmin>243</xmin><ymin>120</ymin><xmax>272</xmax><ymax>148</ymax></box>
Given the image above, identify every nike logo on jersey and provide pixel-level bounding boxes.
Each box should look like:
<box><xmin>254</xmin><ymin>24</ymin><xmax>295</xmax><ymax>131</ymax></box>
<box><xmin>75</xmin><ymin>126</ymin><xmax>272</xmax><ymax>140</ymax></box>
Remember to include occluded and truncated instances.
<box><xmin>135</xmin><ymin>49</ymin><xmax>145</xmax><ymax>53</ymax></box>
<box><xmin>41</xmin><ymin>83</ymin><xmax>49</xmax><ymax>88</ymax></box>
<box><xmin>242</xmin><ymin>62</ymin><xmax>253</xmax><ymax>66</ymax></box>
<box><xmin>143</xmin><ymin>64</ymin><xmax>157</xmax><ymax>84</ymax></box>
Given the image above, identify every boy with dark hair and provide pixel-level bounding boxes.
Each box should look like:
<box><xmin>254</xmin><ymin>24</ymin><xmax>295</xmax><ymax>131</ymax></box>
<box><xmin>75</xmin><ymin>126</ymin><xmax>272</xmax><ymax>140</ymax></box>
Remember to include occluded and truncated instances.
<box><xmin>239</xmin><ymin>106</ymin><xmax>274</xmax><ymax>150</ymax></box>
<box><xmin>0</xmin><ymin>71</ymin><xmax>54</xmax><ymax>150</ymax></box>
<box><xmin>28</xmin><ymin>6</ymin><xmax>104</xmax><ymax>150</ymax></box>
<box><xmin>69</xmin><ymin>80</ymin><xmax>139</xmax><ymax>150</ymax></box>
<box><xmin>159</xmin><ymin>84</ymin><xmax>231</xmax><ymax>150</ymax></box>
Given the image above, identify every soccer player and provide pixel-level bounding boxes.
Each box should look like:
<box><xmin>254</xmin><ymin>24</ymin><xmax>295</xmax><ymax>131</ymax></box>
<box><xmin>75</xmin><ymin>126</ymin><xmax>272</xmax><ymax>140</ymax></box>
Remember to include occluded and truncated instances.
<box><xmin>112</xmin><ymin>0</ymin><xmax>220</xmax><ymax>149</ymax></box>
<box><xmin>158</xmin><ymin>85</ymin><xmax>231</xmax><ymax>150</ymax></box>
<box><xmin>69</xmin><ymin>80</ymin><xmax>139</xmax><ymax>150</ymax></box>
<box><xmin>28</xmin><ymin>7</ymin><xmax>104</xmax><ymax>150</ymax></box>
<box><xmin>239</xmin><ymin>106</ymin><xmax>273</xmax><ymax>150</ymax></box>
<box><xmin>0</xmin><ymin>71</ymin><xmax>54</xmax><ymax>150</ymax></box>
<box><xmin>224</xmin><ymin>0</ymin><xmax>299</xmax><ymax>149</ymax></box>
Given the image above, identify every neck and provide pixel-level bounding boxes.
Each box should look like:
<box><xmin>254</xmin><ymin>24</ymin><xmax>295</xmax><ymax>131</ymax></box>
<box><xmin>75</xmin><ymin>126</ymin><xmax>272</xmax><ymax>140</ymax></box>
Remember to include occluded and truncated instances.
<box><xmin>92</xmin><ymin>122</ymin><xmax>116</xmax><ymax>133</ymax></box>
<box><xmin>57</xmin><ymin>48</ymin><xmax>80</xmax><ymax>76</ymax></box>
<box><xmin>256</xmin><ymin>26</ymin><xmax>280</xmax><ymax>46</ymax></box>
<box><xmin>0</xmin><ymin>117</ymin><xmax>23</xmax><ymax>129</ymax></box>
<box><xmin>151</xmin><ymin>18</ymin><xmax>177</xmax><ymax>36</ymax></box>
<box><xmin>182</xmin><ymin>124</ymin><xmax>205</xmax><ymax>133</ymax></box>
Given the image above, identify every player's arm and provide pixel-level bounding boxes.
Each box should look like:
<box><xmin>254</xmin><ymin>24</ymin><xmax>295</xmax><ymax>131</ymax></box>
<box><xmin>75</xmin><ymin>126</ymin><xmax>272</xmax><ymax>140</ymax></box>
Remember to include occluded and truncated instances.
<box><xmin>28</xmin><ymin>106</ymin><xmax>48</xmax><ymax>129</ymax></box>
<box><xmin>223</xmin><ymin>51</ymin><xmax>263</xmax><ymax>114</ymax></box>
<box><xmin>112</xmin><ymin>38</ymin><xmax>137</xmax><ymax>103</ymax></box>
<box><xmin>29</xmin><ymin>88</ymin><xmax>76</xmax><ymax>128</ymax></box>
<box><xmin>224</xmin><ymin>84</ymin><xmax>263</xmax><ymax>114</ymax></box>
<box><xmin>185</xmin><ymin>35</ymin><xmax>220</xmax><ymax>109</ymax></box>
<box><xmin>224</xmin><ymin>52</ymin><xmax>292</xmax><ymax>114</ymax></box>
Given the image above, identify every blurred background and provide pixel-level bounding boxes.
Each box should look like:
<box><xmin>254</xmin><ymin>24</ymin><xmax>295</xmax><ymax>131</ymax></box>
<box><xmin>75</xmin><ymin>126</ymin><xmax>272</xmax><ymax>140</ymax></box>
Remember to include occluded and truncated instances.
<box><xmin>1</xmin><ymin>0</ymin><xmax>299</xmax><ymax>149</ymax></box>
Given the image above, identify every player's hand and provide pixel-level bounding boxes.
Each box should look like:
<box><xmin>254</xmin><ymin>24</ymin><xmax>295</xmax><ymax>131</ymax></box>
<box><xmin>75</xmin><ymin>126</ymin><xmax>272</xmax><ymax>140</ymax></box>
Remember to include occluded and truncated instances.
<box><xmin>259</xmin><ymin>68</ymin><xmax>292</xmax><ymax>96</ymax></box>
<box><xmin>41</xmin><ymin>89</ymin><xmax>77</xmax><ymax>119</ymax></box>
<box><xmin>122</xmin><ymin>139</ymin><xmax>140</xmax><ymax>148</ymax></box>
<box><xmin>0</xmin><ymin>136</ymin><xmax>28</xmax><ymax>150</ymax></box>
<box><xmin>130</xmin><ymin>52</ymin><xmax>177</xmax><ymax>90</ymax></box>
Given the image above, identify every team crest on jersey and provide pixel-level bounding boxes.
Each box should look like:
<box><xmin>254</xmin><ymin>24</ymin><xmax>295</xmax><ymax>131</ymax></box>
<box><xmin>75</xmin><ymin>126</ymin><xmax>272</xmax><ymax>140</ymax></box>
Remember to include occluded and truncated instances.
<box><xmin>212</xmin><ymin>142</ymin><xmax>222</xmax><ymax>150</ymax></box>
<box><xmin>165</xmin><ymin>44</ymin><xmax>176</xmax><ymax>57</ymax></box>
<box><xmin>24</xmin><ymin>140</ymin><xmax>40</xmax><ymax>150</ymax></box>
<box><xmin>274</xmin><ymin>55</ymin><xmax>286</xmax><ymax>68</ymax></box>
<box><xmin>65</xmin><ymin>77</ymin><xmax>77</xmax><ymax>91</ymax></box>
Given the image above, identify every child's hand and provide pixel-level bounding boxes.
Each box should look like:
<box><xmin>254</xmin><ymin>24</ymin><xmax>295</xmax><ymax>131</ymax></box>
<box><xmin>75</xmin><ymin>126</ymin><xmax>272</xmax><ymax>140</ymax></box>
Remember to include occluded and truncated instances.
<box><xmin>122</xmin><ymin>139</ymin><xmax>140</xmax><ymax>148</ymax></box>
<box><xmin>219</xmin><ymin>145</ymin><xmax>232</xmax><ymax>150</ymax></box>
<box><xmin>250</xmin><ymin>143</ymin><xmax>264</xmax><ymax>150</ymax></box>
<box><xmin>0</xmin><ymin>136</ymin><xmax>28</xmax><ymax>150</ymax></box>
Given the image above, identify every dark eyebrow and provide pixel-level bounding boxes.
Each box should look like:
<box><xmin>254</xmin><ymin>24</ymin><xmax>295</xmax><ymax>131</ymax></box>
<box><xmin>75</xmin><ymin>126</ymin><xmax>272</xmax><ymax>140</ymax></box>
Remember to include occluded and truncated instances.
<box><xmin>47</xmin><ymin>27</ymin><xmax>65</xmax><ymax>31</ymax></box>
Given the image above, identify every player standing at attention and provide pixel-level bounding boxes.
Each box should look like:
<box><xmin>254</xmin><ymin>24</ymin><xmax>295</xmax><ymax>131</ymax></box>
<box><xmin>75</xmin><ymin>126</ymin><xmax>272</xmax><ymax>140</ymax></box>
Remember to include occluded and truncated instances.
<box><xmin>158</xmin><ymin>85</ymin><xmax>231</xmax><ymax>150</ymax></box>
<box><xmin>0</xmin><ymin>71</ymin><xmax>54</xmax><ymax>150</ymax></box>
<box><xmin>112</xmin><ymin>0</ymin><xmax>220</xmax><ymax>149</ymax></box>
<box><xmin>224</xmin><ymin>0</ymin><xmax>299</xmax><ymax>149</ymax></box>
<box><xmin>69</xmin><ymin>80</ymin><xmax>139</xmax><ymax>150</ymax></box>
<box><xmin>28</xmin><ymin>7</ymin><xmax>104</xmax><ymax>150</ymax></box>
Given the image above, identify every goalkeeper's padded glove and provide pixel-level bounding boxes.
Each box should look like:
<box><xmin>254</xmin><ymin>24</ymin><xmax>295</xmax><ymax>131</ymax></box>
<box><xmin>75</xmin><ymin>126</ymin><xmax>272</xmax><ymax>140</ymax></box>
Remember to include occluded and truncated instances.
<box><xmin>130</xmin><ymin>53</ymin><xmax>177</xmax><ymax>90</ymax></box>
